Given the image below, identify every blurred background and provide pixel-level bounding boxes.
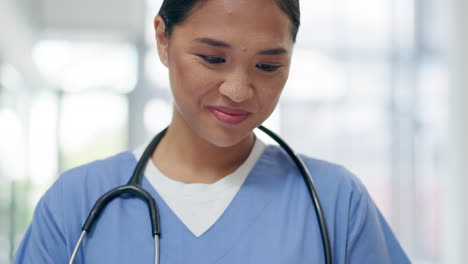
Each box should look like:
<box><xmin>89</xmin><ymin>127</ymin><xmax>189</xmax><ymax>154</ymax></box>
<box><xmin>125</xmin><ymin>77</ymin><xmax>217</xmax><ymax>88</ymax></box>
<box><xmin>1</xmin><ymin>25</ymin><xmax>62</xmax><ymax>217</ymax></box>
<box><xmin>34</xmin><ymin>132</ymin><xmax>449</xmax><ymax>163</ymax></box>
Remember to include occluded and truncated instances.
<box><xmin>0</xmin><ymin>0</ymin><xmax>466</xmax><ymax>263</ymax></box>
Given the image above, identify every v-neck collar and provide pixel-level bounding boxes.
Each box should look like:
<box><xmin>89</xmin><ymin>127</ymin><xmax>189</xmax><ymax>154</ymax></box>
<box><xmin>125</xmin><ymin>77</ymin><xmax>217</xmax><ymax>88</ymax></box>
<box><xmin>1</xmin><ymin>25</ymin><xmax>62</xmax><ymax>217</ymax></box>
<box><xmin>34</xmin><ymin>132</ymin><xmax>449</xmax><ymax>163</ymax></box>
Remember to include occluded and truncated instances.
<box><xmin>130</xmin><ymin>145</ymin><xmax>292</xmax><ymax>263</ymax></box>
<box><xmin>140</xmin><ymin>138</ymin><xmax>266</xmax><ymax>237</ymax></box>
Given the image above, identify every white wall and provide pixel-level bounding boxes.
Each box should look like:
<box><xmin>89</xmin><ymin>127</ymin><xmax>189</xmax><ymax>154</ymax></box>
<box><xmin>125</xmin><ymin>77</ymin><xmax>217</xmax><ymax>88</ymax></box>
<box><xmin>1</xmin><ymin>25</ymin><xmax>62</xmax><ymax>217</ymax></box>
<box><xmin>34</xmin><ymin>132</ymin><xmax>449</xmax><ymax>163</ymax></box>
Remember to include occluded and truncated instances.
<box><xmin>0</xmin><ymin>0</ymin><xmax>43</xmax><ymax>87</ymax></box>
<box><xmin>446</xmin><ymin>0</ymin><xmax>468</xmax><ymax>263</ymax></box>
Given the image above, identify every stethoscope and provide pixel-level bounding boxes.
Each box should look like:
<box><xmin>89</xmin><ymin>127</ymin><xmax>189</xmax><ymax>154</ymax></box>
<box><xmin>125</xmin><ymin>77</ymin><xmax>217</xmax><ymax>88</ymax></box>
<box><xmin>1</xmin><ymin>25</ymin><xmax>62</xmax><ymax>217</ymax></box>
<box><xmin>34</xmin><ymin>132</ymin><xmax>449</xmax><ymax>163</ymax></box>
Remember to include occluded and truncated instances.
<box><xmin>68</xmin><ymin>125</ymin><xmax>333</xmax><ymax>264</ymax></box>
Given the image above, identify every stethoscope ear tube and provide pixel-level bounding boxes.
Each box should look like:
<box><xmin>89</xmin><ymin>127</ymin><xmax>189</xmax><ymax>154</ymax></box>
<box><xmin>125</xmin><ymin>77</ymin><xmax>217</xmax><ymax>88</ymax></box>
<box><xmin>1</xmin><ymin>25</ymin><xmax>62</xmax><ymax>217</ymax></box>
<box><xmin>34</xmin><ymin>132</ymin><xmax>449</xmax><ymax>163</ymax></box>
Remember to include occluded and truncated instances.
<box><xmin>70</xmin><ymin>184</ymin><xmax>161</xmax><ymax>264</ymax></box>
<box><xmin>70</xmin><ymin>129</ymin><xmax>168</xmax><ymax>264</ymax></box>
<box><xmin>82</xmin><ymin>185</ymin><xmax>161</xmax><ymax>237</ymax></box>
<box><xmin>257</xmin><ymin>125</ymin><xmax>333</xmax><ymax>264</ymax></box>
<box><xmin>128</xmin><ymin>128</ymin><xmax>168</xmax><ymax>186</ymax></box>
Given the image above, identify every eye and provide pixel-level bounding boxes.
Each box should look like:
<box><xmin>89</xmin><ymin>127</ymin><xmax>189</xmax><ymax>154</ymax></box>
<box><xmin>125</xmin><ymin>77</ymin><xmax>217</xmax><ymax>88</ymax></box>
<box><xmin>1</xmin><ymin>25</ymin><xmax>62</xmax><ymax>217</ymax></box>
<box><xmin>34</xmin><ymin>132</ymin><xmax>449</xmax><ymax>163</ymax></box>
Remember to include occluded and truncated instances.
<box><xmin>256</xmin><ymin>64</ymin><xmax>281</xmax><ymax>72</ymax></box>
<box><xmin>198</xmin><ymin>55</ymin><xmax>226</xmax><ymax>64</ymax></box>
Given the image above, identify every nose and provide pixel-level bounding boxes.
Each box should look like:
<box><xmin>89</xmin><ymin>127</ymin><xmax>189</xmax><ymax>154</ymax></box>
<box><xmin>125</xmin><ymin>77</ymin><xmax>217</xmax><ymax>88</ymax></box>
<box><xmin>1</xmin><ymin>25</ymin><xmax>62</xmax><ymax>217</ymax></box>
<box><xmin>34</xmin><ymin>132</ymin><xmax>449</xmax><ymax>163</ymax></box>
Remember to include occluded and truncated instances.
<box><xmin>219</xmin><ymin>69</ymin><xmax>253</xmax><ymax>103</ymax></box>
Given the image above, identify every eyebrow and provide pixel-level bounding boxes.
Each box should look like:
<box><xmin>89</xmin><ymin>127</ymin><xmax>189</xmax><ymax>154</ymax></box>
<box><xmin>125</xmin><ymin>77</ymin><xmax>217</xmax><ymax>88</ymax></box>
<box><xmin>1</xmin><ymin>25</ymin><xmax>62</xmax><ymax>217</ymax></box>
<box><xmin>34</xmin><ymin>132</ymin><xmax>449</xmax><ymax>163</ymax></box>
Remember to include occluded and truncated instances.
<box><xmin>194</xmin><ymin>38</ymin><xmax>231</xmax><ymax>48</ymax></box>
<box><xmin>193</xmin><ymin>37</ymin><xmax>288</xmax><ymax>55</ymax></box>
<box><xmin>258</xmin><ymin>48</ymin><xmax>288</xmax><ymax>55</ymax></box>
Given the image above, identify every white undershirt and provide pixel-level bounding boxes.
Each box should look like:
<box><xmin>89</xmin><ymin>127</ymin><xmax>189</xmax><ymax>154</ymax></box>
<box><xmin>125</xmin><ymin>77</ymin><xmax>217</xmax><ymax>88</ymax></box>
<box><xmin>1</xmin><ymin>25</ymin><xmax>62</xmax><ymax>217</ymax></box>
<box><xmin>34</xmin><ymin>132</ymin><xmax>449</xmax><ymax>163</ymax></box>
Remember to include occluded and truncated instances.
<box><xmin>132</xmin><ymin>138</ymin><xmax>267</xmax><ymax>237</ymax></box>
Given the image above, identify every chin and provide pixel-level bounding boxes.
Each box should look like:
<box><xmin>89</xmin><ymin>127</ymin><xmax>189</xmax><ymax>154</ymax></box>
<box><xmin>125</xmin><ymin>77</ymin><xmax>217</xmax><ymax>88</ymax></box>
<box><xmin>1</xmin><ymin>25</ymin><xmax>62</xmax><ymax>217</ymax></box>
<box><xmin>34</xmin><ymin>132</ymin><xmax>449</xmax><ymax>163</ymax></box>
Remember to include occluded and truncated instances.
<box><xmin>198</xmin><ymin>125</ymin><xmax>253</xmax><ymax>148</ymax></box>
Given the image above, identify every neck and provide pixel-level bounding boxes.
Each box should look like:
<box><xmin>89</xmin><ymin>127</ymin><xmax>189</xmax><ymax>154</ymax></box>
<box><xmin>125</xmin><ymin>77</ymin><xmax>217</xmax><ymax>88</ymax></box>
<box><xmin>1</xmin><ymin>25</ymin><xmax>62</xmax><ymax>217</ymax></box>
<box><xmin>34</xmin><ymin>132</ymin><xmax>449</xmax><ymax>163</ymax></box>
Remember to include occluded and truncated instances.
<box><xmin>152</xmin><ymin>110</ymin><xmax>255</xmax><ymax>184</ymax></box>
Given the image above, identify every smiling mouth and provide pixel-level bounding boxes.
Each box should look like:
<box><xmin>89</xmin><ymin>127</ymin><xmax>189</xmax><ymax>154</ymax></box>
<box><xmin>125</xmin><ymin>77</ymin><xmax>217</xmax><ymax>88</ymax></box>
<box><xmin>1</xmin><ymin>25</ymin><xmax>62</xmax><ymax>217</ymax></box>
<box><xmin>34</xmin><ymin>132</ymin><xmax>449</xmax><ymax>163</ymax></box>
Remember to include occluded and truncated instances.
<box><xmin>208</xmin><ymin>106</ymin><xmax>250</xmax><ymax>125</ymax></box>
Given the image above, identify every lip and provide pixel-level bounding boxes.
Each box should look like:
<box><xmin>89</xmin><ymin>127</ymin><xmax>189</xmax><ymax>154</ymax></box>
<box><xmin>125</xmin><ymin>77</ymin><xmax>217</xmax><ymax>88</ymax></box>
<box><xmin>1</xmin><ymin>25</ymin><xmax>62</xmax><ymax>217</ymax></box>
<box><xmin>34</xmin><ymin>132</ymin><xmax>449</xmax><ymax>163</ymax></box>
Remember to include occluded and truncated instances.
<box><xmin>208</xmin><ymin>106</ymin><xmax>250</xmax><ymax>125</ymax></box>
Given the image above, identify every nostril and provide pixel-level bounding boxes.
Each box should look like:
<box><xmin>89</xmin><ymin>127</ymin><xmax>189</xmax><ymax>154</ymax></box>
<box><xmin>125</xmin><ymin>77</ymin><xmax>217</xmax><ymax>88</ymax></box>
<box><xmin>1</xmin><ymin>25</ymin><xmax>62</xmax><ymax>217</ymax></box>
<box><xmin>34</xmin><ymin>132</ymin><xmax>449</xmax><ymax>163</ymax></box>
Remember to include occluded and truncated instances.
<box><xmin>219</xmin><ymin>80</ymin><xmax>253</xmax><ymax>103</ymax></box>
<box><xmin>221</xmin><ymin>87</ymin><xmax>252</xmax><ymax>103</ymax></box>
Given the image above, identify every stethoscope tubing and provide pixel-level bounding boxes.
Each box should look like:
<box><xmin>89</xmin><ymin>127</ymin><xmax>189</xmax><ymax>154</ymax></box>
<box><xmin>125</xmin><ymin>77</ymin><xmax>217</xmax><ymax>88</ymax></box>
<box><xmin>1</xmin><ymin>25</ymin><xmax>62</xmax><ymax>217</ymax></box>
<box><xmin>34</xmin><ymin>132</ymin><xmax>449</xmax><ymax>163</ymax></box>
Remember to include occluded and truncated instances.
<box><xmin>68</xmin><ymin>126</ymin><xmax>333</xmax><ymax>264</ymax></box>
<box><xmin>257</xmin><ymin>126</ymin><xmax>332</xmax><ymax>264</ymax></box>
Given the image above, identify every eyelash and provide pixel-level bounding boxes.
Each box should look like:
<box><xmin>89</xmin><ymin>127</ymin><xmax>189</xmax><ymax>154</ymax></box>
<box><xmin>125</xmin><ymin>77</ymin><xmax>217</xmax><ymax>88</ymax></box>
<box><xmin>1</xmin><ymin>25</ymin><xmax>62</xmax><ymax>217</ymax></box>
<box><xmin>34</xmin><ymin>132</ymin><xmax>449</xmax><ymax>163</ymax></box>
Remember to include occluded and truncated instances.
<box><xmin>197</xmin><ymin>55</ymin><xmax>281</xmax><ymax>72</ymax></box>
<box><xmin>256</xmin><ymin>64</ymin><xmax>281</xmax><ymax>72</ymax></box>
<box><xmin>198</xmin><ymin>55</ymin><xmax>226</xmax><ymax>64</ymax></box>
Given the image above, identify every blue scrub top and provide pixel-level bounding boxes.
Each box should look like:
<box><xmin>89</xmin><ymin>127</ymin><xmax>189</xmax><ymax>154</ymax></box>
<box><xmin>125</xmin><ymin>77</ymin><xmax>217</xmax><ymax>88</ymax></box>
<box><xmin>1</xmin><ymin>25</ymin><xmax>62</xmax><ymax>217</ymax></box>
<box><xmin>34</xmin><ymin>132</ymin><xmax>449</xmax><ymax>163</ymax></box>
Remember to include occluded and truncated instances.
<box><xmin>14</xmin><ymin>145</ymin><xmax>411</xmax><ymax>263</ymax></box>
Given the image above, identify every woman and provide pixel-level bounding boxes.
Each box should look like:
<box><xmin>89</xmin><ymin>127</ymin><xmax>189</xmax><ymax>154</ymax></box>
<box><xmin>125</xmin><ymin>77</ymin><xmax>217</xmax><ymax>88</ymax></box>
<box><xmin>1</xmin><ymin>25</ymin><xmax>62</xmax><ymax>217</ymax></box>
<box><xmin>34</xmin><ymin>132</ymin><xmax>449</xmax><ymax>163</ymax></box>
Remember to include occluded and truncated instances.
<box><xmin>14</xmin><ymin>0</ymin><xmax>410</xmax><ymax>263</ymax></box>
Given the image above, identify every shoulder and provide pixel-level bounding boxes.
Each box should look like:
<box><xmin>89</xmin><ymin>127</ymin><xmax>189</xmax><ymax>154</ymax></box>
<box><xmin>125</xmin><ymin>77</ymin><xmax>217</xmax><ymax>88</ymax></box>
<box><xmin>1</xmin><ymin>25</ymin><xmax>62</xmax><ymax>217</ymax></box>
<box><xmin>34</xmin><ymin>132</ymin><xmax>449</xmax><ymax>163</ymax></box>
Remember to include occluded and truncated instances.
<box><xmin>45</xmin><ymin>150</ymin><xmax>137</xmax><ymax>202</ymax></box>
<box><xmin>264</xmin><ymin>144</ymin><xmax>369</xmax><ymax>224</ymax></box>
<box><xmin>300</xmin><ymin>154</ymin><xmax>366</xmax><ymax>195</ymax></box>
<box><xmin>264</xmin><ymin>146</ymin><xmax>410</xmax><ymax>262</ymax></box>
<box><xmin>58</xmin><ymin>151</ymin><xmax>135</xmax><ymax>186</ymax></box>
<box><xmin>48</xmin><ymin>151</ymin><xmax>138</xmax><ymax>212</ymax></box>
<box><xmin>40</xmin><ymin>151</ymin><xmax>137</xmax><ymax>229</ymax></box>
<box><xmin>299</xmin><ymin>154</ymin><xmax>368</xmax><ymax>217</ymax></box>
<box><xmin>56</xmin><ymin>151</ymin><xmax>136</xmax><ymax>190</ymax></box>
<box><xmin>265</xmin><ymin>144</ymin><xmax>365</xmax><ymax>196</ymax></box>
<box><xmin>15</xmin><ymin>151</ymin><xmax>138</xmax><ymax>261</ymax></box>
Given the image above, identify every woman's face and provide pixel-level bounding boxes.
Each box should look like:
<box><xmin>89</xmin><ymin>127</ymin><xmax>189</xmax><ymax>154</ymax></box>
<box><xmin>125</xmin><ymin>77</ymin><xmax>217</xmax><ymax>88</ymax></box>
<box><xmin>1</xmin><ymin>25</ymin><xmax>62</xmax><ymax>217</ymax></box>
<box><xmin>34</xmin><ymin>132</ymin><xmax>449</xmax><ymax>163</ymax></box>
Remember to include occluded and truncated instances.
<box><xmin>155</xmin><ymin>0</ymin><xmax>294</xmax><ymax>147</ymax></box>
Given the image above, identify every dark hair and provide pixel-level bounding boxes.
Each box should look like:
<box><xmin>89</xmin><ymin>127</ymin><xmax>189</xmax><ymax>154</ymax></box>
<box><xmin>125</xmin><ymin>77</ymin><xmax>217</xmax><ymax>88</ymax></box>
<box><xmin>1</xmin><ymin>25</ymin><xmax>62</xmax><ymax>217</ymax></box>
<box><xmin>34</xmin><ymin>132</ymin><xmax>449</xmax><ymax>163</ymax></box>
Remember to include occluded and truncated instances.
<box><xmin>158</xmin><ymin>0</ymin><xmax>300</xmax><ymax>42</ymax></box>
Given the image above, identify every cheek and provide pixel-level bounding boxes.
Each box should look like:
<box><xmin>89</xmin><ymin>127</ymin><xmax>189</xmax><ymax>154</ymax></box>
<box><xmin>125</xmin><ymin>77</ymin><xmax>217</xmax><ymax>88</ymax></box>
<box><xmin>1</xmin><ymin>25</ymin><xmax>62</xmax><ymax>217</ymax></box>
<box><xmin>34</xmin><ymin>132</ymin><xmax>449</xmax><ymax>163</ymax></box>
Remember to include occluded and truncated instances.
<box><xmin>168</xmin><ymin>56</ymin><xmax>220</xmax><ymax>112</ymax></box>
<box><xmin>170</xmin><ymin>58</ymin><xmax>201</xmax><ymax>96</ymax></box>
<box><xmin>258</xmin><ymin>72</ymin><xmax>289</xmax><ymax>110</ymax></box>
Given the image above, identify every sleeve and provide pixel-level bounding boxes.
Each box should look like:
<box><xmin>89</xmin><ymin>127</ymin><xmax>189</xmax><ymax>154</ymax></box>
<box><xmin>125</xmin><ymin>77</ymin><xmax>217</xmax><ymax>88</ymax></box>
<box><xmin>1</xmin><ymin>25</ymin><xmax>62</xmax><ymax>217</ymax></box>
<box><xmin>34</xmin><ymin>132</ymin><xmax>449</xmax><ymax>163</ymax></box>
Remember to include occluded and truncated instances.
<box><xmin>346</xmin><ymin>186</ymin><xmax>411</xmax><ymax>264</ymax></box>
<box><xmin>13</xmin><ymin>179</ymin><xmax>69</xmax><ymax>264</ymax></box>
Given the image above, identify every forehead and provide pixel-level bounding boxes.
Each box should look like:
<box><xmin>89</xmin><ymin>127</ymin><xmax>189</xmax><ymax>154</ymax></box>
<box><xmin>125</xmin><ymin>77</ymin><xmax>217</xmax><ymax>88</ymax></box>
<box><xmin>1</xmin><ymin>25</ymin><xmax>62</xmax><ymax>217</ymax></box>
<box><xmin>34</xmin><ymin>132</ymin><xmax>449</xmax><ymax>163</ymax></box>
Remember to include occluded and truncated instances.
<box><xmin>172</xmin><ymin>0</ymin><xmax>293</xmax><ymax>48</ymax></box>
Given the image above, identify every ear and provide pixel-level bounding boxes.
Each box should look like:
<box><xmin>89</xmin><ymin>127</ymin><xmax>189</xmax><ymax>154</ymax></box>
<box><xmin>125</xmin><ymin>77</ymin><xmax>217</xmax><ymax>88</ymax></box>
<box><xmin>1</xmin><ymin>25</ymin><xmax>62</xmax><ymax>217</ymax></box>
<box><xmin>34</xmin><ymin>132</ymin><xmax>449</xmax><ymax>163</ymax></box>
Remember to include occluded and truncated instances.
<box><xmin>154</xmin><ymin>15</ymin><xmax>169</xmax><ymax>67</ymax></box>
